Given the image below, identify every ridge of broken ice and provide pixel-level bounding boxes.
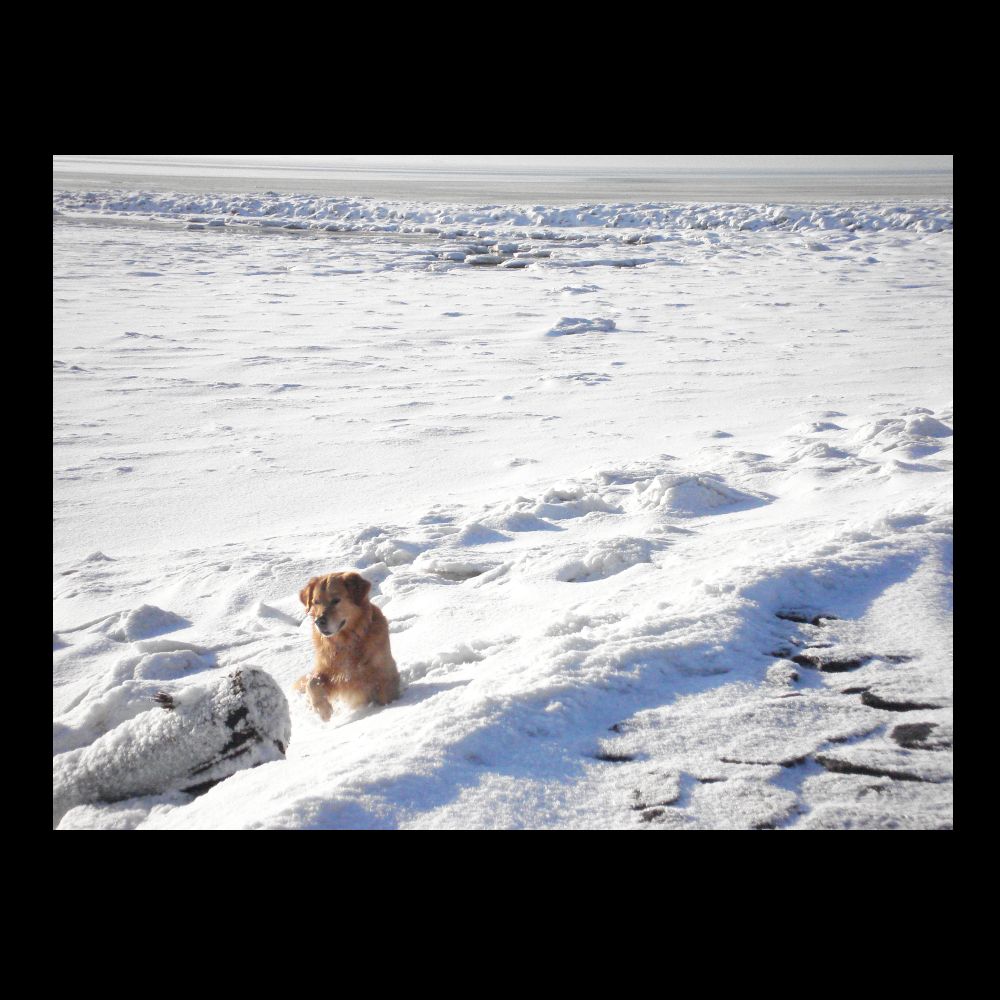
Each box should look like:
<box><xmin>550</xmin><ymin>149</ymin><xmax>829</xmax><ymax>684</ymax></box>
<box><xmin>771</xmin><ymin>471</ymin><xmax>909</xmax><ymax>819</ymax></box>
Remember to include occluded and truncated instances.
<box><xmin>52</xmin><ymin>190</ymin><xmax>954</xmax><ymax>237</ymax></box>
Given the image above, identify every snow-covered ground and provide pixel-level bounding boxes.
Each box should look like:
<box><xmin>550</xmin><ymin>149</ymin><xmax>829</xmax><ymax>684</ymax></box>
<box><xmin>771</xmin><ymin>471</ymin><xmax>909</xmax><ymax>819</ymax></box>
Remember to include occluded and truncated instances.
<box><xmin>53</xmin><ymin>189</ymin><xmax>953</xmax><ymax>829</ymax></box>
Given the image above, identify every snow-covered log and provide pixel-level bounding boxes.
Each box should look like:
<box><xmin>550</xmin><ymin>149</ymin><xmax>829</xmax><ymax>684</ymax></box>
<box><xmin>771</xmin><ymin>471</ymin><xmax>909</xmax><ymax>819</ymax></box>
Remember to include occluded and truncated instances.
<box><xmin>53</xmin><ymin>668</ymin><xmax>290</xmax><ymax>827</ymax></box>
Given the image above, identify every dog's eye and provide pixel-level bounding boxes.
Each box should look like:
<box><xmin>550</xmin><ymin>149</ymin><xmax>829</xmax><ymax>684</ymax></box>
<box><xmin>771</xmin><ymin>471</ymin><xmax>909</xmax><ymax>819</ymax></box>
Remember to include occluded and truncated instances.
<box><xmin>329</xmin><ymin>598</ymin><xmax>340</xmax><ymax>606</ymax></box>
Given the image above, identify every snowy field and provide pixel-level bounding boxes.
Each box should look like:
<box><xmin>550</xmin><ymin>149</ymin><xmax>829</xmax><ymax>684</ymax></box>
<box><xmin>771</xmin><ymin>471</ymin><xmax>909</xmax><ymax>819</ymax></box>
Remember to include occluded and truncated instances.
<box><xmin>53</xmin><ymin>185</ymin><xmax>953</xmax><ymax>829</ymax></box>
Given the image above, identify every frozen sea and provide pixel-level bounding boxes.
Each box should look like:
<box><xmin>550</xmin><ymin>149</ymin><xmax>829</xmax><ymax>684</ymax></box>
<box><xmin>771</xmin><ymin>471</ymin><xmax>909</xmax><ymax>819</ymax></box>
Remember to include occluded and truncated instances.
<box><xmin>52</xmin><ymin>161</ymin><xmax>953</xmax><ymax>829</ymax></box>
<box><xmin>54</xmin><ymin>154</ymin><xmax>953</xmax><ymax>203</ymax></box>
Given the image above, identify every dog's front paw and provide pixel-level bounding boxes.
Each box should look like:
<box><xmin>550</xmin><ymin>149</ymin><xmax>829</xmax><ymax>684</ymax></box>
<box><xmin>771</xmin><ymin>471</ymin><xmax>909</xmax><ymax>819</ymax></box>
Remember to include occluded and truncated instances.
<box><xmin>307</xmin><ymin>675</ymin><xmax>333</xmax><ymax>721</ymax></box>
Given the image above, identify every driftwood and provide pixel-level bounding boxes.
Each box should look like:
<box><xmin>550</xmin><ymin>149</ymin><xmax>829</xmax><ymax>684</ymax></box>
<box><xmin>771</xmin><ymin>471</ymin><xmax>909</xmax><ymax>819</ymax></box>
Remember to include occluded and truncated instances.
<box><xmin>53</xmin><ymin>668</ymin><xmax>291</xmax><ymax>827</ymax></box>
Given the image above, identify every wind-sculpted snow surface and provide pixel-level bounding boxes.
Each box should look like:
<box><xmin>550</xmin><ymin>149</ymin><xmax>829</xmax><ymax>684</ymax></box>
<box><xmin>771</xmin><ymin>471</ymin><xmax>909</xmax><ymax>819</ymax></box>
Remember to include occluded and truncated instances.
<box><xmin>53</xmin><ymin>191</ymin><xmax>952</xmax><ymax>829</ymax></box>
<box><xmin>52</xmin><ymin>404</ymin><xmax>952</xmax><ymax>829</ymax></box>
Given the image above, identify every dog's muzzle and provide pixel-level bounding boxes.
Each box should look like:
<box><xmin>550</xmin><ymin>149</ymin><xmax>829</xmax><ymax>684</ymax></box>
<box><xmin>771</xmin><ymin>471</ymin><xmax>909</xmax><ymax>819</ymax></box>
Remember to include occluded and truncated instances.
<box><xmin>314</xmin><ymin>618</ymin><xmax>345</xmax><ymax>637</ymax></box>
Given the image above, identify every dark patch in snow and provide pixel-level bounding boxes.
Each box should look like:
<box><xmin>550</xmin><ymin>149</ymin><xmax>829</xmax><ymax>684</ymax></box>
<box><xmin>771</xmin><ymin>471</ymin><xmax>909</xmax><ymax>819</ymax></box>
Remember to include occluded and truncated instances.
<box><xmin>775</xmin><ymin>610</ymin><xmax>839</xmax><ymax>627</ymax></box>
<box><xmin>791</xmin><ymin>653</ymin><xmax>868</xmax><ymax>672</ymax></box>
<box><xmin>861</xmin><ymin>691</ymin><xmax>943</xmax><ymax>712</ymax></box>
<box><xmin>814</xmin><ymin>755</ymin><xmax>941</xmax><ymax>783</ymax></box>
<box><xmin>630</xmin><ymin>788</ymin><xmax>680</xmax><ymax>811</ymax></box>
<box><xmin>720</xmin><ymin>754</ymin><xmax>807</xmax><ymax>768</ymax></box>
<box><xmin>780</xmin><ymin>756</ymin><xmax>809</xmax><ymax>768</ymax></box>
<box><xmin>890</xmin><ymin>722</ymin><xmax>949</xmax><ymax>751</ymax></box>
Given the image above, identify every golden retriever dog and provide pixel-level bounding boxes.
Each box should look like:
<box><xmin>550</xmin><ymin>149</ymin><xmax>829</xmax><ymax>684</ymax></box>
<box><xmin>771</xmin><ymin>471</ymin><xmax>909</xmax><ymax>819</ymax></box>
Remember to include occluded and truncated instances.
<box><xmin>293</xmin><ymin>571</ymin><xmax>400</xmax><ymax>720</ymax></box>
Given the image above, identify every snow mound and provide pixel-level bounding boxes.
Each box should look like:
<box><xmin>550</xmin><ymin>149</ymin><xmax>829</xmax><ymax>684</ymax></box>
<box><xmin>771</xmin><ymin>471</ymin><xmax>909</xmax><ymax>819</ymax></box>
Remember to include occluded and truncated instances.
<box><xmin>852</xmin><ymin>413</ymin><xmax>953</xmax><ymax>461</ymax></box>
<box><xmin>790</xmin><ymin>421</ymin><xmax>845</xmax><ymax>434</ymax></box>
<box><xmin>784</xmin><ymin>441</ymin><xmax>853</xmax><ymax>464</ymax></box>
<box><xmin>106</xmin><ymin>605</ymin><xmax>189</xmax><ymax>642</ymax></box>
<box><xmin>247</xmin><ymin>601</ymin><xmax>302</xmax><ymax>627</ymax></box>
<box><xmin>53</xmin><ymin>668</ymin><xmax>290</xmax><ymax>828</ymax></box>
<box><xmin>479</xmin><ymin>510</ymin><xmax>560</xmax><ymax>532</ymax></box>
<box><xmin>532</xmin><ymin>493</ymin><xmax>622</xmax><ymax>519</ymax></box>
<box><xmin>634</xmin><ymin>474</ymin><xmax>768</xmax><ymax>516</ymax></box>
<box><xmin>131</xmin><ymin>649</ymin><xmax>214</xmax><ymax>680</ymax></box>
<box><xmin>543</xmin><ymin>316</ymin><xmax>617</xmax><ymax>337</ymax></box>
<box><xmin>904</xmin><ymin>415</ymin><xmax>953</xmax><ymax>438</ymax></box>
<box><xmin>412</xmin><ymin>555</ymin><xmax>496</xmax><ymax>581</ymax></box>
<box><xmin>451</xmin><ymin>522</ymin><xmax>510</xmax><ymax>545</ymax></box>
<box><xmin>354</xmin><ymin>529</ymin><xmax>427</xmax><ymax>567</ymax></box>
<box><xmin>554</xmin><ymin>537</ymin><xmax>658</xmax><ymax>582</ymax></box>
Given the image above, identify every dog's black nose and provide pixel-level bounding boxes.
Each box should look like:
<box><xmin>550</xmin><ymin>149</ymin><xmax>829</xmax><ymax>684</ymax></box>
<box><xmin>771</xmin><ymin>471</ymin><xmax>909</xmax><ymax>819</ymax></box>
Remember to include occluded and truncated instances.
<box><xmin>315</xmin><ymin>616</ymin><xmax>326</xmax><ymax>627</ymax></box>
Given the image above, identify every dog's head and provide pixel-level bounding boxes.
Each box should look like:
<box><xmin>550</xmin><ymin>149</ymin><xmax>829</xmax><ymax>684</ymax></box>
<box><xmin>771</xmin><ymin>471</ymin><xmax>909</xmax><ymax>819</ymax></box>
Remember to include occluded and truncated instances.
<box><xmin>299</xmin><ymin>572</ymin><xmax>372</xmax><ymax>638</ymax></box>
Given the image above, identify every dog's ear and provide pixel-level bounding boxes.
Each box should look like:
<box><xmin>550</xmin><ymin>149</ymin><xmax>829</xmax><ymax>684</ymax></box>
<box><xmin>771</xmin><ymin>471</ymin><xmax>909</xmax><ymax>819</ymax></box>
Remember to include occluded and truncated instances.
<box><xmin>299</xmin><ymin>577</ymin><xmax>319</xmax><ymax>607</ymax></box>
<box><xmin>343</xmin><ymin>572</ymin><xmax>371</xmax><ymax>605</ymax></box>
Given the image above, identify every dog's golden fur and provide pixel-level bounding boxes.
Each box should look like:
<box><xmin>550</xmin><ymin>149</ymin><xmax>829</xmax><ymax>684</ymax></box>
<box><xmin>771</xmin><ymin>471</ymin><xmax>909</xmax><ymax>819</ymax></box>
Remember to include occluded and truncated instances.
<box><xmin>293</xmin><ymin>571</ymin><xmax>400</xmax><ymax>720</ymax></box>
